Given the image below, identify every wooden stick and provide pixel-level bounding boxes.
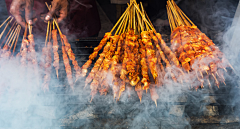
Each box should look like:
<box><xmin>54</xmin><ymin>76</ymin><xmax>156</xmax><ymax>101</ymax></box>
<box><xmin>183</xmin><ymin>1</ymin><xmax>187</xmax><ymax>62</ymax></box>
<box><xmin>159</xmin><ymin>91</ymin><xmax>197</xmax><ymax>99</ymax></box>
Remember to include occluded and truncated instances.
<box><xmin>23</xmin><ymin>23</ymin><xmax>28</xmax><ymax>39</ymax></box>
<box><xmin>0</xmin><ymin>16</ymin><xmax>11</xmax><ymax>29</ymax></box>
<box><xmin>140</xmin><ymin>3</ymin><xmax>152</xmax><ymax>31</ymax></box>
<box><xmin>140</xmin><ymin>5</ymin><xmax>150</xmax><ymax>32</ymax></box>
<box><xmin>110</xmin><ymin>2</ymin><xmax>133</xmax><ymax>34</ymax></box>
<box><xmin>49</xmin><ymin>22</ymin><xmax>52</xmax><ymax>41</ymax></box>
<box><xmin>127</xmin><ymin>6</ymin><xmax>131</xmax><ymax>31</ymax></box>
<box><xmin>171</xmin><ymin>1</ymin><xmax>188</xmax><ymax>26</ymax></box>
<box><xmin>168</xmin><ymin>0</ymin><xmax>184</xmax><ymax>26</ymax></box>
<box><xmin>45</xmin><ymin>21</ymin><xmax>50</xmax><ymax>46</ymax></box>
<box><xmin>56</xmin><ymin>69</ymin><xmax>59</xmax><ymax>79</ymax></box>
<box><xmin>133</xmin><ymin>5</ymin><xmax>136</xmax><ymax>34</ymax></box>
<box><xmin>168</xmin><ymin>3</ymin><xmax>177</xmax><ymax>30</ymax></box>
<box><xmin>136</xmin><ymin>7</ymin><xmax>144</xmax><ymax>32</ymax></box>
<box><xmin>144</xmin><ymin>10</ymin><xmax>156</xmax><ymax>32</ymax></box>
<box><xmin>0</xmin><ymin>18</ymin><xmax>13</xmax><ymax>39</ymax></box>
<box><xmin>167</xmin><ymin>4</ymin><xmax>177</xmax><ymax>31</ymax></box>
<box><xmin>119</xmin><ymin>14</ymin><xmax>129</xmax><ymax>35</ymax></box>
<box><xmin>131</xmin><ymin>4</ymin><xmax>133</xmax><ymax>29</ymax></box>
<box><xmin>0</xmin><ymin>21</ymin><xmax>17</xmax><ymax>47</ymax></box>
<box><xmin>10</xmin><ymin>25</ymin><xmax>20</xmax><ymax>49</ymax></box>
<box><xmin>115</xmin><ymin>10</ymin><xmax>129</xmax><ymax>35</ymax></box>
<box><xmin>28</xmin><ymin>24</ymin><xmax>32</xmax><ymax>35</ymax></box>
<box><xmin>12</xmin><ymin>26</ymin><xmax>21</xmax><ymax>53</ymax></box>
<box><xmin>122</xmin><ymin>13</ymin><xmax>129</xmax><ymax>34</ymax></box>
<box><xmin>167</xmin><ymin>5</ymin><xmax>173</xmax><ymax>32</ymax></box>
<box><xmin>172</xmin><ymin>0</ymin><xmax>195</xmax><ymax>26</ymax></box>
<box><xmin>8</xmin><ymin>27</ymin><xmax>18</xmax><ymax>47</ymax></box>
<box><xmin>53</xmin><ymin>20</ymin><xmax>55</xmax><ymax>30</ymax></box>
<box><xmin>134</xmin><ymin>3</ymin><xmax>154</xmax><ymax>31</ymax></box>
<box><xmin>5</xmin><ymin>24</ymin><xmax>18</xmax><ymax>46</ymax></box>
<box><xmin>9</xmin><ymin>25</ymin><xmax>20</xmax><ymax>46</ymax></box>
<box><xmin>45</xmin><ymin>2</ymin><xmax>62</xmax><ymax>37</ymax></box>
<box><xmin>211</xmin><ymin>73</ymin><xmax>219</xmax><ymax>85</ymax></box>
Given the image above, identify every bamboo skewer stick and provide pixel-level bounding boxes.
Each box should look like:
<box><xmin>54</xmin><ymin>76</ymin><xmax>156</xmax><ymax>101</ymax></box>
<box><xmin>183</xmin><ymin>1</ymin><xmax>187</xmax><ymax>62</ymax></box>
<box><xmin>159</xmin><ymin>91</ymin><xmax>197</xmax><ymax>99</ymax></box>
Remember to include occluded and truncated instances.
<box><xmin>140</xmin><ymin>3</ymin><xmax>154</xmax><ymax>31</ymax></box>
<box><xmin>0</xmin><ymin>20</ymin><xmax>15</xmax><ymax>47</ymax></box>
<box><xmin>45</xmin><ymin>21</ymin><xmax>50</xmax><ymax>46</ymax></box>
<box><xmin>28</xmin><ymin>24</ymin><xmax>32</xmax><ymax>35</ymax></box>
<box><xmin>45</xmin><ymin>3</ymin><xmax>62</xmax><ymax>37</ymax></box>
<box><xmin>8</xmin><ymin>25</ymin><xmax>20</xmax><ymax>46</ymax></box>
<box><xmin>131</xmin><ymin>4</ymin><xmax>133</xmax><ymax>29</ymax></box>
<box><xmin>128</xmin><ymin>7</ymin><xmax>131</xmax><ymax>31</ymax></box>
<box><xmin>4</xmin><ymin>24</ymin><xmax>18</xmax><ymax>46</ymax></box>
<box><xmin>0</xmin><ymin>16</ymin><xmax>11</xmax><ymax>29</ymax></box>
<box><xmin>53</xmin><ymin>21</ymin><xmax>55</xmax><ymax>30</ymax></box>
<box><xmin>136</xmin><ymin>7</ymin><xmax>144</xmax><ymax>32</ymax></box>
<box><xmin>10</xmin><ymin>25</ymin><xmax>20</xmax><ymax>49</ymax></box>
<box><xmin>115</xmin><ymin>10</ymin><xmax>129</xmax><ymax>35</ymax></box>
<box><xmin>49</xmin><ymin>22</ymin><xmax>52</xmax><ymax>41</ymax></box>
<box><xmin>110</xmin><ymin>3</ymin><xmax>133</xmax><ymax>34</ymax></box>
<box><xmin>9</xmin><ymin>26</ymin><xmax>20</xmax><ymax>49</ymax></box>
<box><xmin>167</xmin><ymin>6</ymin><xmax>173</xmax><ymax>32</ymax></box>
<box><xmin>0</xmin><ymin>17</ymin><xmax>14</xmax><ymax>41</ymax></box>
<box><xmin>122</xmin><ymin>13</ymin><xmax>129</xmax><ymax>34</ymax></box>
<box><xmin>171</xmin><ymin>0</ymin><xmax>195</xmax><ymax>26</ymax></box>
<box><xmin>119</xmin><ymin>14</ymin><xmax>129</xmax><ymax>35</ymax></box>
<box><xmin>12</xmin><ymin>26</ymin><xmax>21</xmax><ymax>53</ymax></box>
<box><xmin>133</xmin><ymin>4</ymin><xmax>136</xmax><ymax>34</ymax></box>
<box><xmin>23</xmin><ymin>23</ymin><xmax>28</xmax><ymax>39</ymax></box>
<box><xmin>144</xmin><ymin>10</ymin><xmax>156</xmax><ymax>32</ymax></box>
<box><xmin>134</xmin><ymin>3</ymin><xmax>154</xmax><ymax>31</ymax></box>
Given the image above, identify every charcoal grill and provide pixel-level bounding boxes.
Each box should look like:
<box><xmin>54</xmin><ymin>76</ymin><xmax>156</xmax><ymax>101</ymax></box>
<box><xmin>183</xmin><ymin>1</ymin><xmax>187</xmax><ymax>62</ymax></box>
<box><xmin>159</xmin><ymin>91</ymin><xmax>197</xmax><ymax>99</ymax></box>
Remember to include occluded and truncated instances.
<box><xmin>11</xmin><ymin>36</ymin><xmax>240</xmax><ymax>129</ymax></box>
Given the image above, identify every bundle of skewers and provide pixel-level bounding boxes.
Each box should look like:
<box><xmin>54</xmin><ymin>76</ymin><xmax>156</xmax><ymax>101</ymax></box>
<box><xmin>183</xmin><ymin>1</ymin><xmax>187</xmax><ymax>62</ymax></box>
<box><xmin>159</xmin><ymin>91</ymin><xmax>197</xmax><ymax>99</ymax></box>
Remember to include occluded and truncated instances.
<box><xmin>0</xmin><ymin>16</ymin><xmax>21</xmax><ymax>59</ymax></box>
<box><xmin>82</xmin><ymin>0</ymin><xmax>182</xmax><ymax>105</ymax></box>
<box><xmin>0</xmin><ymin>16</ymin><xmax>38</xmax><ymax>69</ymax></box>
<box><xmin>40</xmin><ymin>3</ymin><xmax>82</xmax><ymax>91</ymax></box>
<box><xmin>166</xmin><ymin>0</ymin><xmax>234</xmax><ymax>90</ymax></box>
<box><xmin>0</xmin><ymin>4</ymin><xmax>81</xmax><ymax>92</ymax></box>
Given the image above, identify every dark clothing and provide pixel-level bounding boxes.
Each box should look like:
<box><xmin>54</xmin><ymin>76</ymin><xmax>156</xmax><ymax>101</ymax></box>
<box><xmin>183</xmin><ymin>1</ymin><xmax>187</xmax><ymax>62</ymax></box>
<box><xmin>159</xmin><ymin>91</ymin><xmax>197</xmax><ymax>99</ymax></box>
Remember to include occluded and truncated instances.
<box><xmin>5</xmin><ymin>0</ymin><xmax>101</xmax><ymax>39</ymax></box>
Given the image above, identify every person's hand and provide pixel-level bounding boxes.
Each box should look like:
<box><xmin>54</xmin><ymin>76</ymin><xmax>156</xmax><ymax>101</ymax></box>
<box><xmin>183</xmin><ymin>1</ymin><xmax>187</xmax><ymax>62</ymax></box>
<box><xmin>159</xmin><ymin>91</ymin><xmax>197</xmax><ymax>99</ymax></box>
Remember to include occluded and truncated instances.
<box><xmin>45</xmin><ymin>0</ymin><xmax>68</xmax><ymax>23</ymax></box>
<box><xmin>10</xmin><ymin>0</ymin><xmax>36</xmax><ymax>27</ymax></box>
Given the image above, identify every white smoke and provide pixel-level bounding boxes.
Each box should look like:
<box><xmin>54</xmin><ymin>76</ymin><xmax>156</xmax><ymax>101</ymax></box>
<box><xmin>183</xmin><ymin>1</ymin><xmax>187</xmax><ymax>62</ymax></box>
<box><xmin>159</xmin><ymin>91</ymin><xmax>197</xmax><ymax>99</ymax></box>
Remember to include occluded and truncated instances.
<box><xmin>1</xmin><ymin>0</ymin><xmax>240</xmax><ymax>128</ymax></box>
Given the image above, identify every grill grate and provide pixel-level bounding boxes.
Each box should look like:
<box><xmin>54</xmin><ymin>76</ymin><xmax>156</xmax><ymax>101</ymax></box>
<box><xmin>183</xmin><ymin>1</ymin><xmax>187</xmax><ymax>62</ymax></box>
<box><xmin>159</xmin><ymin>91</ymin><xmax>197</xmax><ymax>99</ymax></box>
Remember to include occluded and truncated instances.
<box><xmin>12</xmin><ymin>36</ymin><xmax>240</xmax><ymax>128</ymax></box>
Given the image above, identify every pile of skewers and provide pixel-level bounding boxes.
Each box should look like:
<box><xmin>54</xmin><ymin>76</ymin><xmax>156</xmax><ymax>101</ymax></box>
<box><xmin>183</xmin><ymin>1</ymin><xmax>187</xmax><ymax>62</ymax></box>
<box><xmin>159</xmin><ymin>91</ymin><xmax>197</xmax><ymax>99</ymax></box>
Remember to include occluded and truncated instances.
<box><xmin>0</xmin><ymin>0</ymin><xmax>235</xmax><ymax>105</ymax></box>
<box><xmin>166</xmin><ymin>0</ymin><xmax>234</xmax><ymax>90</ymax></box>
<box><xmin>82</xmin><ymin>0</ymin><xmax>182</xmax><ymax>104</ymax></box>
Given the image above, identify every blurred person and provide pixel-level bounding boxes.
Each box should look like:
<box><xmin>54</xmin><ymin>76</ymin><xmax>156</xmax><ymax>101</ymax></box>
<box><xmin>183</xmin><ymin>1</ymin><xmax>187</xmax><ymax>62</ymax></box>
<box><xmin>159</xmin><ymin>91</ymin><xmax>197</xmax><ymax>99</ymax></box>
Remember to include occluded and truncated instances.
<box><xmin>5</xmin><ymin>0</ymin><xmax>101</xmax><ymax>39</ymax></box>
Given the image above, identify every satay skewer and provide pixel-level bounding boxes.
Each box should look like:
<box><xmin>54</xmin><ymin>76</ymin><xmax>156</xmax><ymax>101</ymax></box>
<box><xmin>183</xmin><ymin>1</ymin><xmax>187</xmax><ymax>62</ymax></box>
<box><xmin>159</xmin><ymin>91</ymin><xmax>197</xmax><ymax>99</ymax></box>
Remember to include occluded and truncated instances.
<box><xmin>0</xmin><ymin>24</ymin><xmax>19</xmax><ymax>58</ymax></box>
<box><xmin>1</xmin><ymin>25</ymin><xmax>20</xmax><ymax>58</ymax></box>
<box><xmin>52</xmin><ymin>23</ymin><xmax>59</xmax><ymax>79</ymax></box>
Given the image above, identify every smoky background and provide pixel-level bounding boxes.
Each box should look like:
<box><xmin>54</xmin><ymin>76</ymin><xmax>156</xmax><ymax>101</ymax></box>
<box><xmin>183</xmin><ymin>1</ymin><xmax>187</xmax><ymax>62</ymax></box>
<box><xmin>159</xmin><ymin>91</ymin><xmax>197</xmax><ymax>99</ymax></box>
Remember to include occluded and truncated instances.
<box><xmin>0</xmin><ymin>0</ymin><xmax>240</xmax><ymax>129</ymax></box>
